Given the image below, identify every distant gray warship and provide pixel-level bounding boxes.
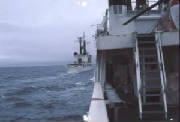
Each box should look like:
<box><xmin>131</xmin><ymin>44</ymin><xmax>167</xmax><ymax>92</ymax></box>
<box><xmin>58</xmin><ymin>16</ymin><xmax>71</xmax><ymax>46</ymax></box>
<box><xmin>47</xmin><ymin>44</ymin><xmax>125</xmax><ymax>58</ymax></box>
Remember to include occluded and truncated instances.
<box><xmin>67</xmin><ymin>33</ymin><xmax>92</xmax><ymax>73</ymax></box>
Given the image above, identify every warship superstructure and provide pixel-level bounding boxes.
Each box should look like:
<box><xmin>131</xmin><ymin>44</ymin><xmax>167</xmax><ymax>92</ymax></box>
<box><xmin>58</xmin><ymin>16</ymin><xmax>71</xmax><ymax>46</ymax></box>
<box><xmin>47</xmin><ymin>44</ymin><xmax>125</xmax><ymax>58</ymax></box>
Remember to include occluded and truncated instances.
<box><xmin>67</xmin><ymin>33</ymin><xmax>92</xmax><ymax>73</ymax></box>
<box><xmin>88</xmin><ymin>0</ymin><xmax>179</xmax><ymax>122</ymax></box>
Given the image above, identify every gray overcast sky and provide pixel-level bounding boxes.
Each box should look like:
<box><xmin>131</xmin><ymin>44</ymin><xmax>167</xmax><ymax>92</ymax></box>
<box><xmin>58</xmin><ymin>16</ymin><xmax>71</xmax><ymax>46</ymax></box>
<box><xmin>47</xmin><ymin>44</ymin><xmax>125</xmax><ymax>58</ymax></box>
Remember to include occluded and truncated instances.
<box><xmin>0</xmin><ymin>0</ymin><xmax>107</xmax><ymax>66</ymax></box>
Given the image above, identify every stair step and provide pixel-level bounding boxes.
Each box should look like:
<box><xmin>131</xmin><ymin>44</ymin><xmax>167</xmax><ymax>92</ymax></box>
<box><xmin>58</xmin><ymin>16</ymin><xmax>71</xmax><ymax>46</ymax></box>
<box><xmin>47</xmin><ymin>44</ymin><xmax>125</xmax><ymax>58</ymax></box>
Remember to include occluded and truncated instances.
<box><xmin>143</xmin><ymin>104</ymin><xmax>164</xmax><ymax>110</ymax></box>
<box><xmin>137</xmin><ymin>34</ymin><xmax>155</xmax><ymax>38</ymax></box>
<box><xmin>141</xmin><ymin>72</ymin><xmax>160</xmax><ymax>76</ymax></box>
<box><xmin>139</xmin><ymin>48</ymin><xmax>156</xmax><ymax>51</ymax></box>
<box><xmin>142</xmin><ymin>68</ymin><xmax>160</xmax><ymax>73</ymax></box>
<box><xmin>139</xmin><ymin>41</ymin><xmax>156</xmax><ymax>44</ymax></box>
<box><xmin>143</xmin><ymin>111</ymin><xmax>164</xmax><ymax>114</ymax></box>
<box><xmin>142</xmin><ymin>86</ymin><xmax>162</xmax><ymax>89</ymax></box>
<box><xmin>143</xmin><ymin>102</ymin><xmax>162</xmax><ymax>105</ymax></box>
<box><xmin>145</xmin><ymin>76</ymin><xmax>161</xmax><ymax>80</ymax></box>
<box><xmin>141</xmin><ymin>89</ymin><xmax>162</xmax><ymax>95</ymax></box>
<box><xmin>140</xmin><ymin>55</ymin><xmax>157</xmax><ymax>58</ymax></box>
<box><xmin>142</xmin><ymin>87</ymin><xmax>162</xmax><ymax>92</ymax></box>
<box><xmin>142</xmin><ymin>93</ymin><xmax>161</xmax><ymax>96</ymax></box>
<box><xmin>144</xmin><ymin>62</ymin><xmax>158</xmax><ymax>65</ymax></box>
<box><xmin>141</xmin><ymin>70</ymin><xmax>160</xmax><ymax>73</ymax></box>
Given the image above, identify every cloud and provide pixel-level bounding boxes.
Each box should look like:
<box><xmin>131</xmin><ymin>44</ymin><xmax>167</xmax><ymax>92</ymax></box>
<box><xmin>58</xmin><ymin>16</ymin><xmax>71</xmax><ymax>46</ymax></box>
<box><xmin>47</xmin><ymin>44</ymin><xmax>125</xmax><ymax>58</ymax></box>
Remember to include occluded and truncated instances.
<box><xmin>0</xmin><ymin>0</ymin><xmax>107</xmax><ymax>66</ymax></box>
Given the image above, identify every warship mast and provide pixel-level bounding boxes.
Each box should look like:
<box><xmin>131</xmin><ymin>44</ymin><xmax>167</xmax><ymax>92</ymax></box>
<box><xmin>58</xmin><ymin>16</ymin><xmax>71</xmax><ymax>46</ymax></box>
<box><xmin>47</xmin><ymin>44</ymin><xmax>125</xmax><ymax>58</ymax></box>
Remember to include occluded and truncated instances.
<box><xmin>78</xmin><ymin>37</ymin><xmax>83</xmax><ymax>55</ymax></box>
<box><xmin>83</xmin><ymin>32</ymin><xmax>87</xmax><ymax>55</ymax></box>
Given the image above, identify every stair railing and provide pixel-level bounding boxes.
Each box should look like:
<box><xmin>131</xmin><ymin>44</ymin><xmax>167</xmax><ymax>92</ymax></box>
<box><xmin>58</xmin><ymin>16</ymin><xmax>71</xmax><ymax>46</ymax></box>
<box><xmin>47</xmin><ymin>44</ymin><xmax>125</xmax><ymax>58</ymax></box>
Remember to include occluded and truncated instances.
<box><xmin>135</xmin><ymin>38</ymin><xmax>143</xmax><ymax>119</ymax></box>
<box><xmin>155</xmin><ymin>31</ymin><xmax>168</xmax><ymax>119</ymax></box>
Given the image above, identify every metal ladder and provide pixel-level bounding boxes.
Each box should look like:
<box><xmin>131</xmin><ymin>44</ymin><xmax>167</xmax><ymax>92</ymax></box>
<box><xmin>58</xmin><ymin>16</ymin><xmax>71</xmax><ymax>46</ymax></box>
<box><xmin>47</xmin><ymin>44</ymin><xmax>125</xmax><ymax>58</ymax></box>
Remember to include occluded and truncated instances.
<box><xmin>135</xmin><ymin>33</ymin><xmax>168</xmax><ymax>120</ymax></box>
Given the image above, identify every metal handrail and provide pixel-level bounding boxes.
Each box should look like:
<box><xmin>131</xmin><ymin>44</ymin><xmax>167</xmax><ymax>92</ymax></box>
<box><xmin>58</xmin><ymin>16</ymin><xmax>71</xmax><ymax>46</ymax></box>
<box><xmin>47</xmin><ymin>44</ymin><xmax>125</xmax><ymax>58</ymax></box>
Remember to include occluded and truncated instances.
<box><xmin>135</xmin><ymin>39</ymin><xmax>143</xmax><ymax>119</ymax></box>
<box><xmin>156</xmin><ymin>32</ymin><xmax>168</xmax><ymax>119</ymax></box>
<box><xmin>96</xmin><ymin>10</ymin><xmax>109</xmax><ymax>37</ymax></box>
<box><xmin>159</xmin><ymin>34</ymin><xmax>167</xmax><ymax>88</ymax></box>
<box><xmin>159</xmin><ymin>34</ymin><xmax>168</xmax><ymax>119</ymax></box>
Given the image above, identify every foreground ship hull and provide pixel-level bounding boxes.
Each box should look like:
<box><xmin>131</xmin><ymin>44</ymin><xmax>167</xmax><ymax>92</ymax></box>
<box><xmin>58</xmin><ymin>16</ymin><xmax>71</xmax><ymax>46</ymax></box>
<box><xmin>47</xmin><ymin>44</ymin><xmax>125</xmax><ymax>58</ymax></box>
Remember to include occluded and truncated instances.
<box><xmin>88</xmin><ymin>0</ymin><xmax>179</xmax><ymax>122</ymax></box>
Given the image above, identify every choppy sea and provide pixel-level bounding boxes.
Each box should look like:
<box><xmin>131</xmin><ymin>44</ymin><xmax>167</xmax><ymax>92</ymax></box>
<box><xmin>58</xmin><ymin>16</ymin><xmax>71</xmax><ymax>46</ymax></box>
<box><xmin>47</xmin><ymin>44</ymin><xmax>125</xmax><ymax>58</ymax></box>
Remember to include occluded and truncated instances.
<box><xmin>0</xmin><ymin>65</ymin><xmax>94</xmax><ymax>122</ymax></box>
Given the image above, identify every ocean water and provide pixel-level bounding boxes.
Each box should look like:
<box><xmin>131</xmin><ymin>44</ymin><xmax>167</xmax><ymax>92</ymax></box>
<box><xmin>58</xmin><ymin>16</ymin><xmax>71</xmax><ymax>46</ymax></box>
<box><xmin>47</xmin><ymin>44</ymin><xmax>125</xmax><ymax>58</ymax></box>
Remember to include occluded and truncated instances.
<box><xmin>0</xmin><ymin>65</ymin><xmax>94</xmax><ymax>122</ymax></box>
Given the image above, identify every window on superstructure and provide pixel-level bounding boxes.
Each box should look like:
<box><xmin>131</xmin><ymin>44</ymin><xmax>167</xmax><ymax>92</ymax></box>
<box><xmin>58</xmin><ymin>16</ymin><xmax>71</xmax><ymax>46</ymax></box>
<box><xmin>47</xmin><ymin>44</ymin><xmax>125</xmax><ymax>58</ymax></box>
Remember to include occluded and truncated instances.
<box><xmin>130</xmin><ymin>0</ymin><xmax>159</xmax><ymax>11</ymax></box>
<box><xmin>149</xmin><ymin>0</ymin><xmax>159</xmax><ymax>10</ymax></box>
<box><xmin>113</xmin><ymin>5</ymin><xmax>122</xmax><ymax>14</ymax></box>
<box><xmin>109</xmin><ymin>0</ymin><xmax>126</xmax><ymax>5</ymax></box>
<box><xmin>113</xmin><ymin>5</ymin><xmax>118</xmax><ymax>14</ymax></box>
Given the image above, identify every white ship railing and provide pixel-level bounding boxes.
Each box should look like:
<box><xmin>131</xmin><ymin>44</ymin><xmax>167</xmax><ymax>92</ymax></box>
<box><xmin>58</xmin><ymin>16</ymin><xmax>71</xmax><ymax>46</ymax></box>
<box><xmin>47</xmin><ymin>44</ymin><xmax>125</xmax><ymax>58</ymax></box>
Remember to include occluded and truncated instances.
<box><xmin>96</xmin><ymin>9</ymin><xmax>109</xmax><ymax>37</ymax></box>
<box><xmin>156</xmin><ymin>31</ymin><xmax>168</xmax><ymax>119</ymax></box>
<box><xmin>88</xmin><ymin>82</ymin><xmax>109</xmax><ymax>122</ymax></box>
<box><xmin>135</xmin><ymin>38</ymin><xmax>143</xmax><ymax>119</ymax></box>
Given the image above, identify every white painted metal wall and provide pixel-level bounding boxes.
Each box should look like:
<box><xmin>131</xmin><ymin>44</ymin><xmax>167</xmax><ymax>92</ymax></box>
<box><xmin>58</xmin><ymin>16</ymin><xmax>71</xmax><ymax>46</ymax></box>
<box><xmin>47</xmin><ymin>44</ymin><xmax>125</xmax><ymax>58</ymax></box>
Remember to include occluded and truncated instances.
<box><xmin>109</xmin><ymin>5</ymin><xmax>135</xmax><ymax>35</ymax></box>
<box><xmin>96</xmin><ymin>33</ymin><xmax>136</xmax><ymax>50</ymax></box>
<box><xmin>109</xmin><ymin>5</ymin><xmax>160</xmax><ymax>35</ymax></box>
<box><xmin>96</xmin><ymin>32</ymin><xmax>179</xmax><ymax>50</ymax></box>
<box><xmin>135</xmin><ymin>16</ymin><xmax>160</xmax><ymax>33</ymax></box>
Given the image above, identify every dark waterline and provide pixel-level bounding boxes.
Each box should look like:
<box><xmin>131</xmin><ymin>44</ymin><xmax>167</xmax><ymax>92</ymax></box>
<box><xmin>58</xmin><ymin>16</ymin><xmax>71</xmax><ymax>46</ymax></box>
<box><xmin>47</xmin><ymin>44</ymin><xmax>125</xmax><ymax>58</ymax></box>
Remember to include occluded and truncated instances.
<box><xmin>0</xmin><ymin>65</ymin><xmax>94</xmax><ymax>122</ymax></box>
